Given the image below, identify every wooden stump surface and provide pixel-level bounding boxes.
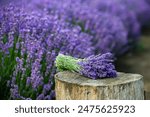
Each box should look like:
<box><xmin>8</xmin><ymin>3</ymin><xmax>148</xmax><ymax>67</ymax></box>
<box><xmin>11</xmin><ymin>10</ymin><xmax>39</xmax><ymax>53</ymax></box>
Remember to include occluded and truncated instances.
<box><xmin>55</xmin><ymin>71</ymin><xmax>144</xmax><ymax>100</ymax></box>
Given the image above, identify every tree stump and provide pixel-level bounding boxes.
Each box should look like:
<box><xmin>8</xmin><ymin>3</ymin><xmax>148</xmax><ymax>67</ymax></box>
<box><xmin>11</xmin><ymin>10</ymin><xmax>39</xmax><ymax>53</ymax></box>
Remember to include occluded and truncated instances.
<box><xmin>55</xmin><ymin>71</ymin><xmax>144</xmax><ymax>100</ymax></box>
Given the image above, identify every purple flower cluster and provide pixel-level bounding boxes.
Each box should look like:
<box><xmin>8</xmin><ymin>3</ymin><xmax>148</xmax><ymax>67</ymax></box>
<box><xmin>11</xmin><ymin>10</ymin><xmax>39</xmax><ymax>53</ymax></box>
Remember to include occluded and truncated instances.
<box><xmin>78</xmin><ymin>53</ymin><xmax>117</xmax><ymax>79</ymax></box>
<box><xmin>29</xmin><ymin>0</ymin><xmax>128</xmax><ymax>55</ymax></box>
<box><xmin>0</xmin><ymin>4</ymin><xmax>93</xmax><ymax>99</ymax></box>
<box><xmin>3</xmin><ymin>0</ymin><xmax>149</xmax><ymax>55</ymax></box>
<box><xmin>87</xmin><ymin>0</ymin><xmax>140</xmax><ymax>42</ymax></box>
<box><xmin>1</xmin><ymin>0</ymin><xmax>149</xmax><ymax>99</ymax></box>
<box><xmin>118</xmin><ymin>0</ymin><xmax>150</xmax><ymax>26</ymax></box>
<box><xmin>85</xmin><ymin>0</ymin><xmax>150</xmax><ymax>26</ymax></box>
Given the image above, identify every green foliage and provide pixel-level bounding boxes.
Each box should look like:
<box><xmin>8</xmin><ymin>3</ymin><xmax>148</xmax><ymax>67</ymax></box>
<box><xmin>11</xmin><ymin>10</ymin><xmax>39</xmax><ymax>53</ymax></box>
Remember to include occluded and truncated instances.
<box><xmin>55</xmin><ymin>54</ymin><xmax>81</xmax><ymax>72</ymax></box>
<box><xmin>0</xmin><ymin>35</ymin><xmax>21</xmax><ymax>99</ymax></box>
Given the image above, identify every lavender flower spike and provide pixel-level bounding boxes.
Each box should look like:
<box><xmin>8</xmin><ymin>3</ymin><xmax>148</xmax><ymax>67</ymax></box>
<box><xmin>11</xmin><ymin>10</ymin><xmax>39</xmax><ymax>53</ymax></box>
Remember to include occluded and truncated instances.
<box><xmin>55</xmin><ymin>53</ymin><xmax>117</xmax><ymax>80</ymax></box>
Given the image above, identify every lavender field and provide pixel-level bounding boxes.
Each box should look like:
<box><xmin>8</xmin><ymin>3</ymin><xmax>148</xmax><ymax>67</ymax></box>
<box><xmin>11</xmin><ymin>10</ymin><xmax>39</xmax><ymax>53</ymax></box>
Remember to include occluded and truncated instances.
<box><xmin>0</xmin><ymin>0</ymin><xmax>150</xmax><ymax>100</ymax></box>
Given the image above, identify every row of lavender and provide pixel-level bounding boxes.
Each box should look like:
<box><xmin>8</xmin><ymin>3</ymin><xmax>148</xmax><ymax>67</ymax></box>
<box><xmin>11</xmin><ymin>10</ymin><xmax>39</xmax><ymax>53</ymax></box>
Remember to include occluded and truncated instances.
<box><xmin>0</xmin><ymin>0</ymin><xmax>150</xmax><ymax>99</ymax></box>
<box><xmin>27</xmin><ymin>0</ymin><xmax>150</xmax><ymax>54</ymax></box>
<box><xmin>0</xmin><ymin>4</ymin><xmax>93</xmax><ymax>99</ymax></box>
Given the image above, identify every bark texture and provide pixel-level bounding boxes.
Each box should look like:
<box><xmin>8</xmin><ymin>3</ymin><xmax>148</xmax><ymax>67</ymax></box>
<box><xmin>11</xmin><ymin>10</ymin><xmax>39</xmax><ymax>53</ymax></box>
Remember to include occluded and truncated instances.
<box><xmin>55</xmin><ymin>71</ymin><xmax>144</xmax><ymax>100</ymax></box>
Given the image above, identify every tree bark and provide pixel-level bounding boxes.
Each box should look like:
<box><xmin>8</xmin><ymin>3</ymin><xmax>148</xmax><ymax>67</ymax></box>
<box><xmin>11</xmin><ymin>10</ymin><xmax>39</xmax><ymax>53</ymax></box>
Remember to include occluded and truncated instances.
<box><xmin>55</xmin><ymin>71</ymin><xmax>144</xmax><ymax>100</ymax></box>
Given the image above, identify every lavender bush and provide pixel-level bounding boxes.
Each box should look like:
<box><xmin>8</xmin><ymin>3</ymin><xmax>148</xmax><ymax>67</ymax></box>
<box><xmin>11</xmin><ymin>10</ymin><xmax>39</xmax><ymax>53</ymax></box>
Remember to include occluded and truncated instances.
<box><xmin>0</xmin><ymin>4</ymin><xmax>93</xmax><ymax>99</ymax></box>
<box><xmin>86</xmin><ymin>0</ymin><xmax>140</xmax><ymax>44</ymax></box>
<box><xmin>86</xmin><ymin>0</ymin><xmax>150</xmax><ymax>26</ymax></box>
<box><xmin>29</xmin><ymin>0</ymin><xmax>129</xmax><ymax>55</ymax></box>
<box><xmin>1</xmin><ymin>0</ymin><xmax>150</xmax><ymax>100</ymax></box>
<box><xmin>118</xmin><ymin>0</ymin><xmax>150</xmax><ymax>26</ymax></box>
<box><xmin>55</xmin><ymin>53</ymin><xmax>117</xmax><ymax>79</ymax></box>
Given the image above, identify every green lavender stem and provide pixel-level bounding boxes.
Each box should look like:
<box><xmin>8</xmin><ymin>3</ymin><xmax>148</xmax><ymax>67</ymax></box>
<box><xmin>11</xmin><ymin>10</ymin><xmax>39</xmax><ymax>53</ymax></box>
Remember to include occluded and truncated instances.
<box><xmin>55</xmin><ymin>54</ymin><xmax>82</xmax><ymax>72</ymax></box>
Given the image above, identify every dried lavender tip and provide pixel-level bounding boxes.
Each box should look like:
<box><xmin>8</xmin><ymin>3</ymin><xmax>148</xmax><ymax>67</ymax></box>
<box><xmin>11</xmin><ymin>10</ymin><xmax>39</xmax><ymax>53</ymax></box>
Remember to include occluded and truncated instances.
<box><xmin>78</xmin><ymin>53</ymin><xmax>117</xmax><ymax>79</ymax></box>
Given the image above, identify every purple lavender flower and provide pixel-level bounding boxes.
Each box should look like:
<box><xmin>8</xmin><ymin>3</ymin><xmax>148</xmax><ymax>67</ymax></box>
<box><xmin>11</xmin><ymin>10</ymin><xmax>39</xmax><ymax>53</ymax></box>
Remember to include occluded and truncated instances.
<box><xmin>85</xmin><ymin>0</ymin><xmax>150</xmax><ymax>26</ymax></box>
<box><xmin>78</xmin><ymin>53</ymin><xmax>117</xmax><ymax>79</ymax></box>
<box><xmin>20</xmin><ymin>0</ymin><xmax>144</xmax><ymax>55</ymax></box>
<box><xmin>56</xmin><ymin>53</ymin><xmax>117</xmax><ymax>80</ymax></box>
<box><xmin>118</xmin><ymin>0</ymin><xmax>150</xmax><ymax>26</ymax></box>
<box><xmin>17</xmin><ymin>0</ymin><xmax>129</xmax><ymax>55</ymax></box>
<box><xmin>87</xmin><ymin>0</ymin><xmax>140</xmax><ymax>43</ymax></box>
<box><xmin>36</xmin><ymin>94</ymin><xmax>45</xmax><ymax>100</ymax></box>
<box><xmin>0</xmin><ymin>4</ymin><xmax>93</xmax><ymax>100</ymax></box>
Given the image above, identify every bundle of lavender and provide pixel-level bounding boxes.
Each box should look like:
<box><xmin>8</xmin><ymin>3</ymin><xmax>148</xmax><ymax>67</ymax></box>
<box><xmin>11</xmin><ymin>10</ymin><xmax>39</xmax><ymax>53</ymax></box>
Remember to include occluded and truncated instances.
<box><xmin>55</xmin><ymin>53</ymin><xmax>117</xmax><ymax>80</ymax></box>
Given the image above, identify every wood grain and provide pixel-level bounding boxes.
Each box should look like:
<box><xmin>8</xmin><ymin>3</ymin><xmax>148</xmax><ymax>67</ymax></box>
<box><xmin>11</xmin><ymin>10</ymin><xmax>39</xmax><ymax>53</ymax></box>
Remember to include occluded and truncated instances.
<box><xmin>55</xmin><ymin>71</ymin><xmax>144</xmax><ymax>100</ymax></box>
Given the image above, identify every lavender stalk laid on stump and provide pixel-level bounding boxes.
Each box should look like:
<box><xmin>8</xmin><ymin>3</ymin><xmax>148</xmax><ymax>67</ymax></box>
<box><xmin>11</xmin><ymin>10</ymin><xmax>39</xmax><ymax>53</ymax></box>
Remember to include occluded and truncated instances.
<box><xmin>55</xmin><ymin>53</ymin><xmax>117</xmax><ymax>79</ymax></box>
<box><xmin>54</xmin><ymin>52</ymin><xmax>144</xmax><ymax>100</ymax></box>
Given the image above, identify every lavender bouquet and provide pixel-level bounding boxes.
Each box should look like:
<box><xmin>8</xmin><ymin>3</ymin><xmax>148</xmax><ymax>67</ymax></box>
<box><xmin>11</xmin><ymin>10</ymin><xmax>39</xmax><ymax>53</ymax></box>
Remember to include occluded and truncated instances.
<box><xmin>55</xmin><ymin>53</ymin><xmax>117</xmax><ymax>80</ymax></box>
